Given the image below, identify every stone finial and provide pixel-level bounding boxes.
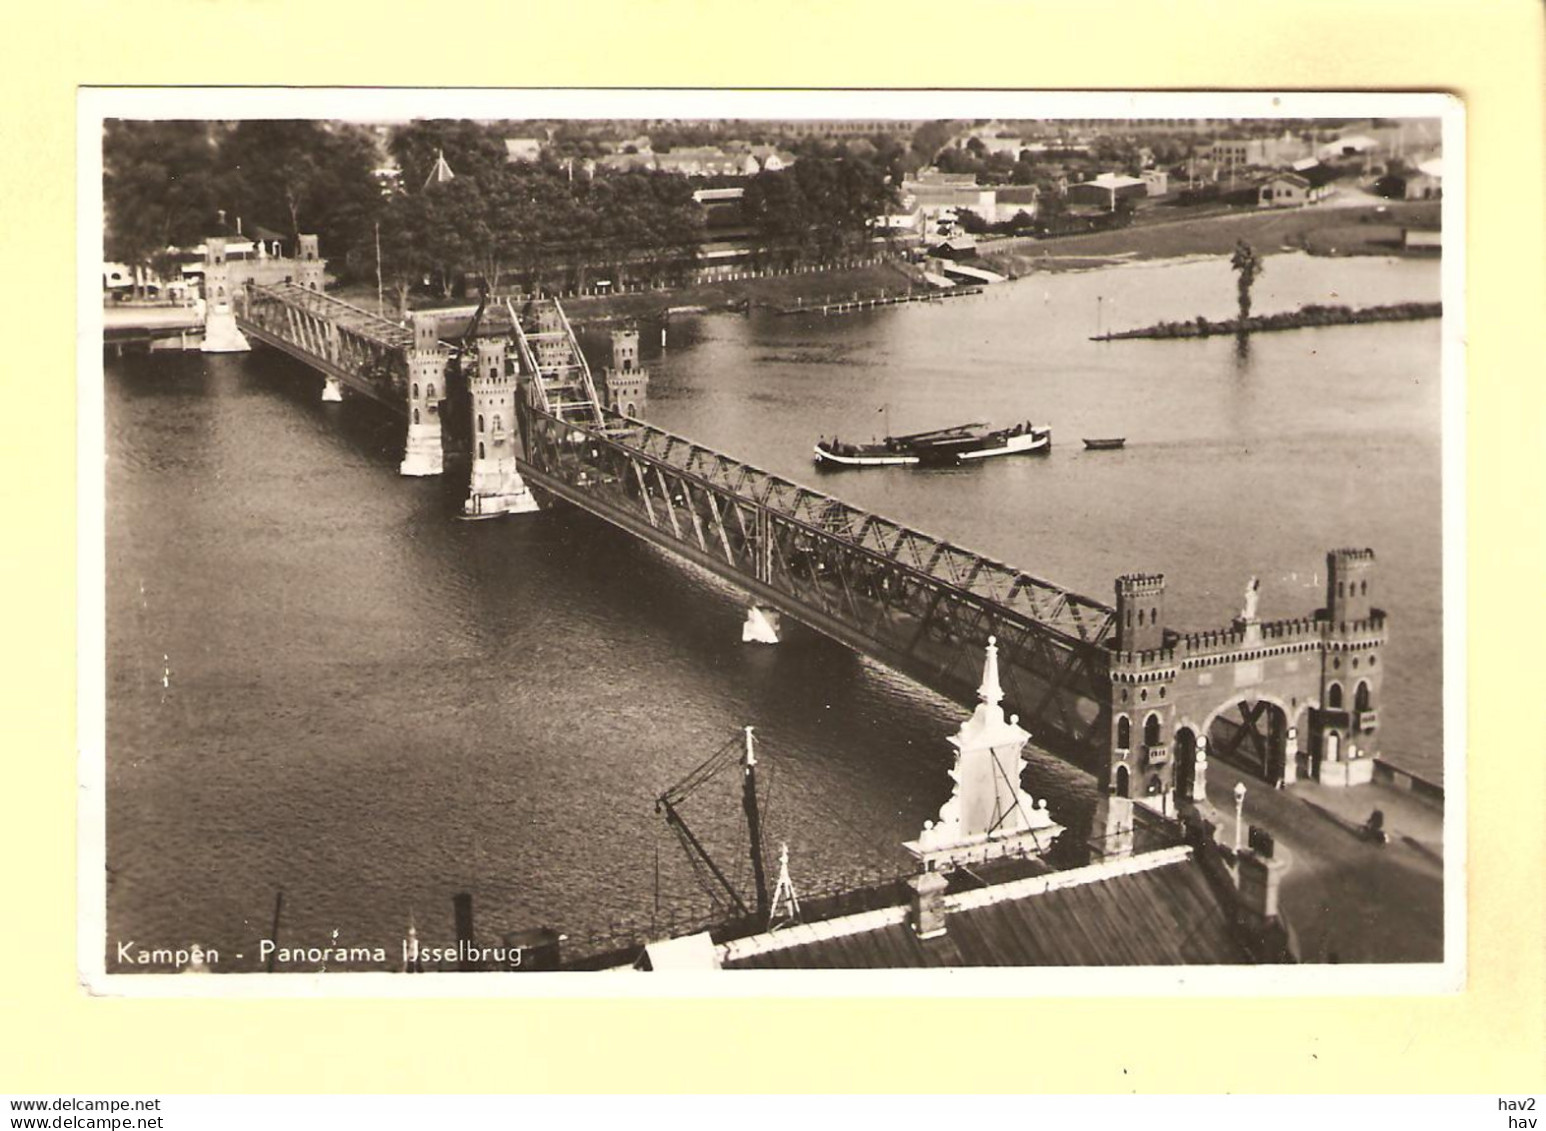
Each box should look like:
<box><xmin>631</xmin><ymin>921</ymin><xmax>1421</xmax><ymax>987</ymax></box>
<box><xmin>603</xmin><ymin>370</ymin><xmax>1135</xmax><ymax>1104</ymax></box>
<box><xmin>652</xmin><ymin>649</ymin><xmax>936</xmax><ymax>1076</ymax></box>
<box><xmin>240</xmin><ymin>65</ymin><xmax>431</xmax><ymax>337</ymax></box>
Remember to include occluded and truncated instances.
<box><xmin>979</xmin><ymin>635</ymin><xmax>1004</xmax><ymax>708</ymax></box>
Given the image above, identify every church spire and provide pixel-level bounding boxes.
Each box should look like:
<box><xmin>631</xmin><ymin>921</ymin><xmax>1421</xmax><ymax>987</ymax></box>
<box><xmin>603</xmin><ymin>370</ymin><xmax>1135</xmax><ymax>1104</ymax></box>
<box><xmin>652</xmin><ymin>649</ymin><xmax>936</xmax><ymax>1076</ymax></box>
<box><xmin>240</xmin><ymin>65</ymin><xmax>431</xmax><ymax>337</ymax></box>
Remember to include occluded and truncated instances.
<box><xmin>424</xmin><ymin>148</ymin><xmax>456</xmax><ymax>190</ymax></box>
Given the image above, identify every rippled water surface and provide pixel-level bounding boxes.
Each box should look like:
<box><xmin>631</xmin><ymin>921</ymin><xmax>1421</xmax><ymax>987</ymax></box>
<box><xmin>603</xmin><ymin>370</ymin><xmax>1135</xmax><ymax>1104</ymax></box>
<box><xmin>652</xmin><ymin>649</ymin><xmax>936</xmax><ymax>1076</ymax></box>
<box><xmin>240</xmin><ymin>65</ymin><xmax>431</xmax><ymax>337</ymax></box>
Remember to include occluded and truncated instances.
<box><xmin>104</xmin><ymin>252</ymin><xmax>1445</xmax><ymax>966</ymax></box>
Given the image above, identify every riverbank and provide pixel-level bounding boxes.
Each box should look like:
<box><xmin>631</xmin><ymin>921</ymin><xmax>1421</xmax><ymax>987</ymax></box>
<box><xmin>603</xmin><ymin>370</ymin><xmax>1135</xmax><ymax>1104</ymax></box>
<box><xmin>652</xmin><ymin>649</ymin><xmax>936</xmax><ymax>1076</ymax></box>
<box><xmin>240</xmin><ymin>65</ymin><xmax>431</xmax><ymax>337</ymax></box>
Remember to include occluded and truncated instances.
<box><xmin>330</xmin><ymin>261</ymin><xmax>925</xmax><ymax>326</ymax></box>
<box><xmin>978</xmin><ymin>197</ymin><xmax>1442</xmax><ymax>277</ymax></box>
<box><xmin>1094</xmin><ymin>301</ymin><xmax>1443</xmax><ymax>341</ymax></box>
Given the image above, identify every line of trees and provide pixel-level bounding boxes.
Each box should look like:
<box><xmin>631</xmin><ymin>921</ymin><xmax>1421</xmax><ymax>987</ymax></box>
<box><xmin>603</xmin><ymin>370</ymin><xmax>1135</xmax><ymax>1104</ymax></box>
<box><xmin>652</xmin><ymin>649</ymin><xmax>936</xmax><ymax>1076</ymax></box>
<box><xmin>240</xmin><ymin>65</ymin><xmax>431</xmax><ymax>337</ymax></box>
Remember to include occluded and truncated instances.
<box><xmin>103</xmin><ymin>120</ymin><xmax>382</xmax><ymax>293</ymax></box>
<box><xmin>739</xmin><ymin>155</ymin><xmax>897</xmax><ymax>268</ymax></box>
<box><xmin>104</xmin><ymin>117</ymin><xmax>908</xmax><ymax>311</ymax></box>
<box><xmin>368</xmin><ymin>119</ymin><xmax>710</xmax><ymax>306</ymax></box>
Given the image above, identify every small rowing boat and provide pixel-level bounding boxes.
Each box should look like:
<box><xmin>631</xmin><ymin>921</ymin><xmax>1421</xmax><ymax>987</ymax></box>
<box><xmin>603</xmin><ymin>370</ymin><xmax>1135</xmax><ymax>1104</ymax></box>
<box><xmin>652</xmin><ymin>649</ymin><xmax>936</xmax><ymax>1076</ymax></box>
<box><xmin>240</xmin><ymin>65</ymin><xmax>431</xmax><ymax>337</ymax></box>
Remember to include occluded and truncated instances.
<box><xmin>1081</xmin><ymin>437</ymin><xmax>1126</xmax><ymax>451</ymax></box>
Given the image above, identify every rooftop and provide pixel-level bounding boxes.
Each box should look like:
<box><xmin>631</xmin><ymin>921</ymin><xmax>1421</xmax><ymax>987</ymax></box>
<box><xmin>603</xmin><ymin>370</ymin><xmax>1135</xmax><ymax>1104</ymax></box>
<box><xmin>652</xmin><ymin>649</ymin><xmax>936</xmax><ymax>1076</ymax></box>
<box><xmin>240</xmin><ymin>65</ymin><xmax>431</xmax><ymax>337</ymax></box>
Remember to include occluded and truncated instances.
<box><xmin>717</xmin><ymin>848</ymin><xmax>1250</xmax><ymax>969</ymax></box>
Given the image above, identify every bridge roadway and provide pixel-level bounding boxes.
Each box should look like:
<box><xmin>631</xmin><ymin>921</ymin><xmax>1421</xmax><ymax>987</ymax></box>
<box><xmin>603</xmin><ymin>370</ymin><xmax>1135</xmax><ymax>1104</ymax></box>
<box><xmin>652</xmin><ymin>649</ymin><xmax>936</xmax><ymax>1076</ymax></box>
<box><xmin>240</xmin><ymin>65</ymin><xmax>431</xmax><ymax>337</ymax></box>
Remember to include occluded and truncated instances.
<box><xmin>517</xmin><ymin>401</ymin><xmax>1119</xmax><ymax>761</ymax></box>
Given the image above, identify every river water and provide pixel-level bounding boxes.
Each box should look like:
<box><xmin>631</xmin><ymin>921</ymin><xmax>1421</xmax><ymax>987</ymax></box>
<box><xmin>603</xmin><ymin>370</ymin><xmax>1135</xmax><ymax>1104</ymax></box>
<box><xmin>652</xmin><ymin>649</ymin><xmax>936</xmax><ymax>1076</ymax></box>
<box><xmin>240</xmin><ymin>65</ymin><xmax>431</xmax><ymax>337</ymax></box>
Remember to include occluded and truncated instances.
<box><xmin>104</xmin><ymin>251</ymin><xmax>1444</xmax><ymax>968</ymax></box>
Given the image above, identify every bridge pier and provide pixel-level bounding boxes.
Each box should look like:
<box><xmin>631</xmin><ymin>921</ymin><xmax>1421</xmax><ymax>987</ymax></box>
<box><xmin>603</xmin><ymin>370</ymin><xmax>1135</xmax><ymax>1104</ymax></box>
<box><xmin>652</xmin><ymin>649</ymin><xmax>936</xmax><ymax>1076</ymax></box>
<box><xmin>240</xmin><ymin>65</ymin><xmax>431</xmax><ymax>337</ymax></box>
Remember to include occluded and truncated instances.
<box><xmin>464</xmin><ymin>338</ymin><xmax>538</xmax><ymax>517</ymax></box>
<box><xmin>741</xmin><ymin>606</ymin><xmax>781</xmax><ymax>645</ymax></box>
<box><xmin>400</xmin><ymin>313</ymin><xmax>445</xmax><ymax>477</ymax></box>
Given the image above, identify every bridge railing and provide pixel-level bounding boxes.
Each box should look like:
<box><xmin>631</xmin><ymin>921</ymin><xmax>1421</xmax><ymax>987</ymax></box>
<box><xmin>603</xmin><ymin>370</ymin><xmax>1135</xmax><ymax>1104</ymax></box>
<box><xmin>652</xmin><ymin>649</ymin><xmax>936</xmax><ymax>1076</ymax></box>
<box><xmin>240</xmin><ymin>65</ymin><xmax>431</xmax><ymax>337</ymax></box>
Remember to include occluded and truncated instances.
<box><xmin>525</xmin><ymin>404</ymin><xmax>1116</xmax><ymax>646</ymax></box>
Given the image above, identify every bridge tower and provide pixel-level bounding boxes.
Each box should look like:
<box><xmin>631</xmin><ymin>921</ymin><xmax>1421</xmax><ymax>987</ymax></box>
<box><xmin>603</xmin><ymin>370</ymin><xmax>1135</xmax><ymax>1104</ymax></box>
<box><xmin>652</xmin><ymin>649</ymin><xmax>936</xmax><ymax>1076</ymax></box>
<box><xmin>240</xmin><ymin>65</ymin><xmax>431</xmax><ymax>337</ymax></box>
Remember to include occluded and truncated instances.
<box><xmin>1114</xmin><ymin>572</ymin><xmax>1166</xmax><ymax>654</ymax></box>
<box><xmin>603</xmin><ymin>328</ymin><xmax>649</xmax><ymax>418</ymax></box>
<box><xmin>295</xmin><ymin>234</ymin><xmax>325</xmax><ymax>293</ymax></box>
<box><xmin>463</xmin><ymin>337</ymin><xmax>539</xmax><ymax>517</ymax></box>
<box><xmin>1099</xmin><ymin>573</ymin><xmax>1178</xmax><ymax>854</ymax></box>
<box><xmin>400</xmin><ymin>313</ymin><xmax>445</xmax><ymax>477</ymax></box>
<box><xmin>199</xmin><ymin>236</ymin><xmax>251</xmax><ymax>353</ymax></box>
<box><xmin>1311</xmin><ymin>548</ymin><xmax>1384</xmax><ymax>785</ymax></box>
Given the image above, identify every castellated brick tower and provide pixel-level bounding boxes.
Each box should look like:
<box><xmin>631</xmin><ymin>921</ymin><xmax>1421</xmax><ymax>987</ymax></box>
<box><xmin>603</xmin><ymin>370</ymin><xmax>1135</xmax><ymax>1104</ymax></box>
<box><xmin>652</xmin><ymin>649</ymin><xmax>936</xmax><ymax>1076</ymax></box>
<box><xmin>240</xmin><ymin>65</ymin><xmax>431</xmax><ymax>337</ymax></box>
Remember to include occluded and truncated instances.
<box><xmin>199</xmin><ymin>236</ymin><xmax>250</xmax><ymax>353</ymax></box>
<box><xmin>296</xmin><ymin>234</ymin><xmax>325</xmax><ymax>292</ymax></box>
<box><xmin>463</xmin><ymin>337</ymin><xmax>538</xmax><ymax>517</ymax></box>
<box><xmin>1324</xmin><ymin>547</ymin><xmax>1376</xmax><ymax>627</ymax></box>
<box><xmin>1114</xmin><ymin>573</ymin><xmax>1166</xmax><ymax>654</ymax></box>
<box><xmin>1314</xmin><ymin>548</ymin><xmax>1384</xmax><ymax>786</ymax></box>
<box><xmin>400</xmin><ymin>313</ymin><xmax>445</xmax><ymax>477</ymax></box>
<box><xmin>603</xmin><ymin>327</ymin><xmax>648</xmax><ymax>418</ymax></box>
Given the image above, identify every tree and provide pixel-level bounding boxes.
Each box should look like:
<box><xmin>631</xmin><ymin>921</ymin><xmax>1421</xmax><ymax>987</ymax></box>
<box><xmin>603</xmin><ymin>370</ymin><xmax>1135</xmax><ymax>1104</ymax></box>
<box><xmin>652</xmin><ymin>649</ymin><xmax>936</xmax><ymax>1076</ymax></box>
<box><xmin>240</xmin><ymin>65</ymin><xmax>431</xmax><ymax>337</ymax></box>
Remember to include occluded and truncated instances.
<box><xmin>103</xmin><ymin>120</ymin><xmax>222</xmax><ymax>295</ymax></box>
<box><xmin>222</xmin><ymin>120</ymin><xmax>380</xmax><ymax>259</ymax></box>
<box><xmin>1230</xmin><ymin>239</ymin><xmax>1264</xmax><ymax>322</ymax></box>
<box><xmin>910</xmin><ymin>120</ymin><xmax>958</xmax><ymax>167</ymax></box>
<box><xmin>359</xmin><ymin>192</ymin><xmax>432</xmax><ymax>315</ymax></box>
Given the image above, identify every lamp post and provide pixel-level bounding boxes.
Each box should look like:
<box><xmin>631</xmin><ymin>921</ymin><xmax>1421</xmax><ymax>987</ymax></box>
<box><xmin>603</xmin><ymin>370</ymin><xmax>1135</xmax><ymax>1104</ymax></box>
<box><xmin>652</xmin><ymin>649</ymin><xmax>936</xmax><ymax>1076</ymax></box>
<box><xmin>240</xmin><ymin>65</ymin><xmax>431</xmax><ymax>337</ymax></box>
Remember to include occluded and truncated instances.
<box><xmin>1233</xmin><ymin>781</ymin><xmax>1247</xmax><ymax>855</ymax></box>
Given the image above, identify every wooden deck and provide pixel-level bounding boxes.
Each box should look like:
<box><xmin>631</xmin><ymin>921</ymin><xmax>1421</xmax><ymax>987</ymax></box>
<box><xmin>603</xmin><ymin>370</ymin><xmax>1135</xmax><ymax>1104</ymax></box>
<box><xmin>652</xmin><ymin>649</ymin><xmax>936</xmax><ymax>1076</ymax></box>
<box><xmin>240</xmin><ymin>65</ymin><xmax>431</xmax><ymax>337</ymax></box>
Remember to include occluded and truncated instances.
<box><xmin>772</xmin><ymin>285</ymin><xmax>983</xmax><ymax>316</ymax></box>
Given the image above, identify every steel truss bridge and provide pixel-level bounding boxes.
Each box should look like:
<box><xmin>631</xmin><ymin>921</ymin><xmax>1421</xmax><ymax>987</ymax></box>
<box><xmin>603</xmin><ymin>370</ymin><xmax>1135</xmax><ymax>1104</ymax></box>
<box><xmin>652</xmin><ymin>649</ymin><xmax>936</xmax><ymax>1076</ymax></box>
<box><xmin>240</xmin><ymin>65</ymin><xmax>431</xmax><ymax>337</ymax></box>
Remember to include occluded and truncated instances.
<box><xmin>233</xmin><ymin>279</ymin><xmax>1125</xmax><ymax>764</ymax></box>
<box><xmin>521</xmin><ymin>403</ymin><xmax>1118</xmax><ymax>756</ymax></box>
<box><xmin>239</xmin><ymin>283</ymin><xmax>412</xmax><ymax>409</ymax></box>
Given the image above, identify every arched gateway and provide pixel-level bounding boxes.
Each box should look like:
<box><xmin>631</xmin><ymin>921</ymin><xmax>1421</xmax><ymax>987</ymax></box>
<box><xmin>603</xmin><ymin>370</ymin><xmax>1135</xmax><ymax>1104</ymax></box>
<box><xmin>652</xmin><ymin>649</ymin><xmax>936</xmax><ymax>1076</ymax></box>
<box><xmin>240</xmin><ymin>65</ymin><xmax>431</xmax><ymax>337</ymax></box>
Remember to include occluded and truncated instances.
<box><xmin>1098</xmin><ymin>550</ymin><xmax>1387</xmax><ymax>826</ymax></box>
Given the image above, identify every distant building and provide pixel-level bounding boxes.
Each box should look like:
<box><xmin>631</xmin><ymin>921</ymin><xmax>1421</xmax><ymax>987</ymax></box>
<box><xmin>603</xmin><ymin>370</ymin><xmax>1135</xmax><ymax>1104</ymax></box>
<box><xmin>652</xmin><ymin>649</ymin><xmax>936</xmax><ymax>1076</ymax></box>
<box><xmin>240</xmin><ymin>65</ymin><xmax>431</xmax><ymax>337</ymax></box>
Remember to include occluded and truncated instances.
<box><xmin>504</xmin><ymin>137</ymin><xmax>545</xmax><ymax>163</ymax></box>
<box><xmin>747</xmin><ymin>145</ymin><xmax>796</xmax><ymax>172</ymax></box>
<box><xmin>929</xmin><ymin>234</ymin><xmax>978</xmax><ymax>260</ymax></box>
<box><xmin>904</xmin><ymin>176</ymin><xmax>998</xmax><ymax>227</ymax></box>
<box><xmin>692</xmin><ymin>186</ymin><xmax>748</xmax><ymax>232</ymax></box>
<box><xmin>1319</xmin><ymin>134</ymin><xmax>1379</xmax><ymax>160</ymax></box>
<box><xmin>971</xmin><ymin>136</ymin><xmax>1031</xmax><ymax>157</ymax></box>
<box><xmin>595</xmin><ymin>151</ymin><xmax>657</xmax><ymax>174</ymax></box>
<box><xmin>993</xmin><ymin>184</ymin><xmax>1040</xmax><ymax>219</ymax></box>
<box><xmin>653</xmin><ymin>147</ymin><xmax>761</xmax><ymax>177</ymax></box>
<box><xmin>876</xmin><ymin>193</ymin><xmax>926</xmax><ymax>236</ymax></box>
<box><xmin>912</xmin><ymin>169</ymin><xmax>979</xmax><ymax>186</ymax></box>
<box><xmin>1140</xmin><ymin>169</ymin><xmax>1169</xmax><ymax>196</ymax></box>
<box><xmin>1065</xmin><ymin>173</ymin><xmax>1147</xmax><ymax>210</ymax></box>
<box><xmin>773</xmin><ymin>120</ymin><xmax>924</xmax><ymax>138</ymax></box>
<box><xmin>1402</xmin><ymin>157</ymin><xmax>1442</xmax><ymax>200</ymax></box>
<box><xmin>371</xmin><ymin>164</ymin><xmax>403</xmax><ymax>195</ymax></box>
<box><xmin>1203</xmin><ymin>132</ymin><xmax>1311</xmax><ymax>170</ymax></box>
<box><xmin>1257</xmin><ymin>172</ymin><xmax>1325</xmax><ymax>208</ymax></box>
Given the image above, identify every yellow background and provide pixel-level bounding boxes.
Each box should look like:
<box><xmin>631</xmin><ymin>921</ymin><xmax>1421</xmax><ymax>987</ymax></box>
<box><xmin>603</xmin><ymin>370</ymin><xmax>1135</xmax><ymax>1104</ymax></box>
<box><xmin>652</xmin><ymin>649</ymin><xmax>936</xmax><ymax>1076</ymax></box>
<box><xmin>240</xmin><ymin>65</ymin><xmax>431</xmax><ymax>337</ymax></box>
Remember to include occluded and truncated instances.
<box><xmin>3</xmin><ymin>0</ymin><xmax>1543</xmax><ymax>1093</ymax></box>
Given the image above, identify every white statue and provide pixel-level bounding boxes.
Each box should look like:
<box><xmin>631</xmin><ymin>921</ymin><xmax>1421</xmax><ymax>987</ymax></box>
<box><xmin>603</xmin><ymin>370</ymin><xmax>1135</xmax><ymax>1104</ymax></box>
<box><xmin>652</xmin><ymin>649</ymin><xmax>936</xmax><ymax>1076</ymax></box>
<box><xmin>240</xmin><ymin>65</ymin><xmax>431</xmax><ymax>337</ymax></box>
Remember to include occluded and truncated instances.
<box><xmin>1242</xmin><ymin>575</ymin><xmax>1260</xmax><ymax>621</ymax></box>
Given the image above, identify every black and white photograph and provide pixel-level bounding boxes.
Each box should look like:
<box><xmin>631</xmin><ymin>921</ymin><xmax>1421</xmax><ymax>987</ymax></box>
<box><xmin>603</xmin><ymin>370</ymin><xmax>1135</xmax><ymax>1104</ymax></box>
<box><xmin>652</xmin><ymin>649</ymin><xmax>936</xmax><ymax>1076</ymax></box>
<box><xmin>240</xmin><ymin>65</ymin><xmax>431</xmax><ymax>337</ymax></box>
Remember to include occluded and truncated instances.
<box><xmin>85</xmin><ymin>90</ymin><xmax>1460</xmax><ymax>986</ymax></box>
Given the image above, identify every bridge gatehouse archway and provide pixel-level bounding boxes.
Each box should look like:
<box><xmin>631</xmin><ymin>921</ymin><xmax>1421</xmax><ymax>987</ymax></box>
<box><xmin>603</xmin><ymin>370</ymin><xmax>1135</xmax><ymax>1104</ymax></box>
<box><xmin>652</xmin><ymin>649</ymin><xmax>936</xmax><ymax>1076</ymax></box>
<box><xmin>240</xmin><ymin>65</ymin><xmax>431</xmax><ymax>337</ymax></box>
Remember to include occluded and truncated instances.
<box><xmin>1205</xmin><ymin>695</ymin><xmax>1293</xmax><ymax>784</ymax></box>
<box><xmin>1173</xmin><ymin>726</ymin><xmax>1199</xmax><ymax>798</ymax></box>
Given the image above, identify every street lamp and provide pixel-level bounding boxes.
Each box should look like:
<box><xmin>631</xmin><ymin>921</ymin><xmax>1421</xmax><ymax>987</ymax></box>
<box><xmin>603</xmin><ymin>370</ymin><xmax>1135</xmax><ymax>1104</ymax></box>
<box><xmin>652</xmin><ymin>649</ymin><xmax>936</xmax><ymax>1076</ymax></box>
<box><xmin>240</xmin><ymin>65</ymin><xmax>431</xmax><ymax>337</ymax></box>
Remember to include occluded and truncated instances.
<box><xmin>1233</xmin><ymin>781</ymin><xmax>1248</xmax><ymax>855</ymax></box>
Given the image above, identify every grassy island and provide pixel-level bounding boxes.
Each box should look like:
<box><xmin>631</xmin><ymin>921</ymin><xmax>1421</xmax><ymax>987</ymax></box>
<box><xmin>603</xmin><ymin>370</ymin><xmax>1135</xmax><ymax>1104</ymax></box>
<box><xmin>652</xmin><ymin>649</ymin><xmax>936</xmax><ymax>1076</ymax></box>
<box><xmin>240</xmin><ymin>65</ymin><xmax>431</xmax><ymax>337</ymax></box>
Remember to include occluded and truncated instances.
<box><xmin>1092</xmin><ymin>301</ymin><xmax>1442</xmax><ymax>341</ymax></box>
